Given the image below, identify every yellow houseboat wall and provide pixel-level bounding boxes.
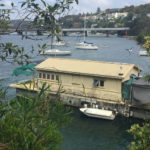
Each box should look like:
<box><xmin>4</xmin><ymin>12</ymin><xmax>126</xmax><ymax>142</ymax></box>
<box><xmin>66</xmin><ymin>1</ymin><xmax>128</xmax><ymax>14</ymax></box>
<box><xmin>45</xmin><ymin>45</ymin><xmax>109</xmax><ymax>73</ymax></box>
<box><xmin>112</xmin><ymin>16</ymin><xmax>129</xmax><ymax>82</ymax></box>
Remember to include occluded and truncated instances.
<box><xmin>36</xmin><ymin>71</ymin><xmax>122</xmax><ymax>102</ymax></box>
<box><xmin>36</xmin><ymin>60</ymin><xmax>140</xmax><ymax>103</ymax></box>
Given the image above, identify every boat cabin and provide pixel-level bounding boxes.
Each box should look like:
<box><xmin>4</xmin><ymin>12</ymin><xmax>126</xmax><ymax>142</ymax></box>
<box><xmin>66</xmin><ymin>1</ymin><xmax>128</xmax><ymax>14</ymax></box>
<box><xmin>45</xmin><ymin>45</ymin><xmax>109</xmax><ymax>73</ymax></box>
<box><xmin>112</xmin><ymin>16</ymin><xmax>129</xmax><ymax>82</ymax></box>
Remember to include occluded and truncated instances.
<box><xmin>34</xmin><ymin>58</ymin><xmax>141</xmax><ymax>106</ymax></box>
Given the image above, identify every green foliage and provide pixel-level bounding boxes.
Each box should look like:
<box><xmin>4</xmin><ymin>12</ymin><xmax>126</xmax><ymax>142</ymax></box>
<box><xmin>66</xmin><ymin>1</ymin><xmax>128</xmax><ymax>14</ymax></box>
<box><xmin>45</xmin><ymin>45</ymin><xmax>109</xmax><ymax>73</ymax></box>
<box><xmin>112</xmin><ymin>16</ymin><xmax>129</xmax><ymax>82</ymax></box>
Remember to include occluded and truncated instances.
<box><xmin>0</xmin><ymin>81</ymin><xmax>7</xmax><ymax>101</ymax></box>
<box><xmin>0</xmin><ymin>0</ymin><xmax>78</xmax><ymax>64</ymax></box>
<box><xmin>0</xmin><ymin>8</ymin><xmax>11</xmax><ymax>33</ymax></box>
<box><xmin>128</xmin><ymin>16</ymin><xmax>150</xmax><ymax>37</ymax></box>
<box><xmin>143</xmin><ymin>36</ymin><xmax>150</xmax><ymax>55</ymax></box>
<box><xmin>122</xmin><ymin>3</ymin><xmax>150</xmax><ymax>16</ymax></box>
<box><xmin>20</xmin><ymin>0</ymin><xmax>78</xmax><ymax>35</ymax></box>
<box><xmin>0</xmin><ymin>83</ymin><xmax>72</xmax><ymax>150</ymax></box>
<box><xmin>121</xmin><ymin>4</ymin><xmax>150</xmax><ymax>38</ymax></box>
<box><xmin>136</xmin><ymin>34</ymin><xmax>145</xmax><ymax>44</ymax></box>
<box><xmin>143</xmin><ymin>73</ymin><xmax>150</xmax><ymax>82</ymax></box>
<box><xmin>0</xmin><ymin>43</ymin><xmax>32</xmax><ymax>65</ymax></box>
<box><xmin>128</xmin><ymin>121</ymin><xmax>150</xmax><ymax>150</ymax></box>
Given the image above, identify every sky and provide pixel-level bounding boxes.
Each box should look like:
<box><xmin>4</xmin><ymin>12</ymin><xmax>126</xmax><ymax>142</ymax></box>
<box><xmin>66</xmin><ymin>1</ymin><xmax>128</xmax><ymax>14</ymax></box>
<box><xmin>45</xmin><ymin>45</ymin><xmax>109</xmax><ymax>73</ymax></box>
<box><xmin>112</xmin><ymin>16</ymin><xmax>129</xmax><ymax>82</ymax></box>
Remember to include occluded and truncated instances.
<box><xmin>1</xmin><ymin>0</ymin><xmax>150</xmax><ymax>19</ymax></box>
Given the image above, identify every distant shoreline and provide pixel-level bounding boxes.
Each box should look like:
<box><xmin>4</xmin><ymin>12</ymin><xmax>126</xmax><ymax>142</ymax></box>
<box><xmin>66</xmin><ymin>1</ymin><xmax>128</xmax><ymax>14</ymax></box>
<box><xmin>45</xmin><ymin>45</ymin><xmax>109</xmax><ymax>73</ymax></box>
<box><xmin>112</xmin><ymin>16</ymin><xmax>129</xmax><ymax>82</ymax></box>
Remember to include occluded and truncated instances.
<box><xmin>122</xmin><ymin>35</ymin><xmax>137</xmax><ymax>40</ymax></box>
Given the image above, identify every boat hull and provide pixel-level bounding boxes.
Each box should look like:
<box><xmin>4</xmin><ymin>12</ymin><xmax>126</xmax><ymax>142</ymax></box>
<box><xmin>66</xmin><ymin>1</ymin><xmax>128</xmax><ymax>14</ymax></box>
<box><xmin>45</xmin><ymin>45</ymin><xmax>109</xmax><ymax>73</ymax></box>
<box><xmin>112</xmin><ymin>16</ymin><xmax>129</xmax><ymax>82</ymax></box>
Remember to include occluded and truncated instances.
<box><xmin>79</xmin><ymin>108</ymin><xmax>115</xmax><ymax>120</ymax></box>
<box><xmin>75</xmin><ymin>45</ymin><xmax>98</xmax><ymax>50</ymax></box>
<box><xmin>40</xmin><ymin>49</ymin><xmax>71</xmax><ymax>56</ymax></box>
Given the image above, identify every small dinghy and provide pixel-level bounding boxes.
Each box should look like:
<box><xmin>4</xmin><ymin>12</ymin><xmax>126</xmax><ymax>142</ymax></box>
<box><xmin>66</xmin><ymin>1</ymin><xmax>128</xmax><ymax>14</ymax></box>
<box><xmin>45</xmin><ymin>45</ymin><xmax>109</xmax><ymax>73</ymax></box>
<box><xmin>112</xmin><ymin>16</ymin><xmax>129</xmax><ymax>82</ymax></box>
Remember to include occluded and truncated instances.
<box><xmin>79</xmin><ymin>108</ymin><xmax>116</xmax><ymax>120</ymax></box>
<box><xmin>139</xmin><ymin>50</ymin><xmax>147</xmax><ymax>56</ymax></box>
<box><xmin>40</xmin><ymin>49</ymin><xmax>71</xmax><ymax>56</ymax></box>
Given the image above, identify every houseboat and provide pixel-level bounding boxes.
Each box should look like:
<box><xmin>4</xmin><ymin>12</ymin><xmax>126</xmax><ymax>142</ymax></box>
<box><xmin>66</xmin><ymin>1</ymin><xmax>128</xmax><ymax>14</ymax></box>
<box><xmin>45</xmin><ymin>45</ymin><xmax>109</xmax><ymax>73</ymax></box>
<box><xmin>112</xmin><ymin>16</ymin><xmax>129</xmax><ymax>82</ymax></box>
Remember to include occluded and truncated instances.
<box><xmin>10</xmin><ymin>58</ymin><xmax>150</xmax><ymax>119</ymax></box>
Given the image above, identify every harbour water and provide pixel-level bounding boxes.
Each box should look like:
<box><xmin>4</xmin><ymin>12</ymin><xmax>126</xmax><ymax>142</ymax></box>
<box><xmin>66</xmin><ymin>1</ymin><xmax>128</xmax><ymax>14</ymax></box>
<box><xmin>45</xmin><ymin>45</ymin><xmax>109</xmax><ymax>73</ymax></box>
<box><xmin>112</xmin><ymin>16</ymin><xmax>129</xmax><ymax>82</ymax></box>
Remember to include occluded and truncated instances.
<box><xmin>0</xmin><ymin>34</ymin><xmax>149</xmax><ymax>150</ymax></box>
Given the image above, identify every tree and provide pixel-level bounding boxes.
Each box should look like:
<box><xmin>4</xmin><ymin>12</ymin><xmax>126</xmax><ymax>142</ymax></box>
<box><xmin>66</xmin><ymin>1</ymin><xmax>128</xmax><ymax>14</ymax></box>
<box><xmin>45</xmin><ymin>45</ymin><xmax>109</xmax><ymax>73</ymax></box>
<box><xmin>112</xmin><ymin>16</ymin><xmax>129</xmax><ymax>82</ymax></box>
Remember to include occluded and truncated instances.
<box><xmin>128</xmin><ymin>121</ymin><xmax>150</xmax><ymax>150</ymax></box>
<box><xmin>126</xmin><ymin>12</ymin><xmax>134</xmax><ymax>21</ymax></box>
<box><xmin>143</xmin><ymin>36</ymin><xmax>150</xmax><ymax>55</ymax></box>
<box><xmin>136</xmin><ymin>34</ymin><xmax>145</xmax><ymax>44</ymax></box>
<box><xmin>0</xmin><ymin>83</ymin><xmax>72</xmax><ymax>150</ymax></box>
<box><xmin>0</xmin><ymin>0</ymin><xmax>78</xmax><ymax>149</ymax></box>
<box><xmin>0</xmin><ymin>0</ymin><xmax>78</xmax><ymax>65</ymax></box>
<box><xmin>0</xmin><ymin>9</ymin><xmax>11</xmax><ymax>34</ymax></box>
<box><xmin>142</xmin><ymin>36</ymin><xmax>150</xmax><ymax>82</ymax></box>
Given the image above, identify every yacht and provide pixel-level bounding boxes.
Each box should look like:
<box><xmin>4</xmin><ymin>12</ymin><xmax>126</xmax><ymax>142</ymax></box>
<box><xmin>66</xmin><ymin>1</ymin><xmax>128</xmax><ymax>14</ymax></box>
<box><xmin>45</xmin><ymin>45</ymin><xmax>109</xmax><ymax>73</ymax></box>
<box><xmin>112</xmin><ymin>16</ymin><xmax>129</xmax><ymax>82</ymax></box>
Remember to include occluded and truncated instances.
<box><xmin>75</xmin><ymin>41</ymin><xmax>98</xmax><ymax>50</ymax></box>
<box><xmin>75</xmin><ymin>15</ymin><xmax>98</xmax><ymax>50</ymax></box>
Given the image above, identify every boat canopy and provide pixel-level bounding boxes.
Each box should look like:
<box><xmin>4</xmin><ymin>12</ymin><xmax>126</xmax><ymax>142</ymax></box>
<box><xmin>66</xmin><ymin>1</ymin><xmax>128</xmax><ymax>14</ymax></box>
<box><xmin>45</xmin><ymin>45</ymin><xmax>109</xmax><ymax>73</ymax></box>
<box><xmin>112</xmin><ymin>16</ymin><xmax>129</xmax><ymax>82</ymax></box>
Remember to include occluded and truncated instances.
<box><xmin>84</xmin><ymin>41</ymin><xmax>93</xmax><ymax>44</ymax></box>
<box><xmin>132</xmin><ymin>79</ymin><xmax>150</xmax><ymax>106</ymax></box>
<box><xmin>122</xmin><ymin>77</ymin><xmax>136</xmax><ymax>100</ymax></box>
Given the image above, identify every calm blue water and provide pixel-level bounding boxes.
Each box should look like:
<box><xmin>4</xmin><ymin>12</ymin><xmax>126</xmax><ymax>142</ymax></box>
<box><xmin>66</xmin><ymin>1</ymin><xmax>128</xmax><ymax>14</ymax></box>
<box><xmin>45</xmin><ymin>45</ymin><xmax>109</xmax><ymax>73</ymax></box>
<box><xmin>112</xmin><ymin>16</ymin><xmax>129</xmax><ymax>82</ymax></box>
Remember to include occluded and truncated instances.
<box><xmin>0</xmin><ymin>34</ymin><xmax>149</xmax><ymax>150</ymax></box>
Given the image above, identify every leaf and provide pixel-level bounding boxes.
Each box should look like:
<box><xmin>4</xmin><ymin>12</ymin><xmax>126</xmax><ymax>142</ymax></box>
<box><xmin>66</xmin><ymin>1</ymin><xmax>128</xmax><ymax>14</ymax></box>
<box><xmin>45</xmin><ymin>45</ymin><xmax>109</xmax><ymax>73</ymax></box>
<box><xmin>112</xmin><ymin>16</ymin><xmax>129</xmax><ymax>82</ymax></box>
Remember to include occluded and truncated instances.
<box><xmin>143</xmin><ymin>73</ymin><xmax>150</xmax><ymax>82</ymax></box>
<box><xmin>41</xmin><ymin>0</ymin><xmax>46</xmax><ymax>7</ymax></box>
<box><xmin>42</xmin><ymin>43</ymin><xmax>47</xmax><ymax>49</ymax></box>
<box><xmin>31</xmin><ymin>3</ymin><xmax>39</xmax><ymax>10</ymax></box>
<box><xmin>11</xmin><ymin>2</ymin><xmax>14</xmax><ymax>7</ymax></box>
<box><xmin>0</xmin><ymin>4</ymin><xmax>4</xmax><ymax>6</ymax></box>
<box><xmin>75</xmin><ymin>0</ymin><xmax>78</xmax><ymax>4</ymax></box>
<box><xmin>21</xmin><ymin>2</ymin><xmax>26</xmax><ymax>8</ymax></box>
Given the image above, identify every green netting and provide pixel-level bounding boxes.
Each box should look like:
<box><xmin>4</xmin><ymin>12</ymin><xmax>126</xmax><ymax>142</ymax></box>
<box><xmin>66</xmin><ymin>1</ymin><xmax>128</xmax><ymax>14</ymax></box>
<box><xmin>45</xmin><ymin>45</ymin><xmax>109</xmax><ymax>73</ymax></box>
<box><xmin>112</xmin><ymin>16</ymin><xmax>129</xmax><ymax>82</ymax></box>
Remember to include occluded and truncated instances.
<box><xmin>122</xmin><ymin>78</ymin><xmax>136</xmax><ymax>100</ymax></box>
<box><xmin>12</xmin><ymin>64</ymin><xmax>36</xmax><ymax>76</ymax></box>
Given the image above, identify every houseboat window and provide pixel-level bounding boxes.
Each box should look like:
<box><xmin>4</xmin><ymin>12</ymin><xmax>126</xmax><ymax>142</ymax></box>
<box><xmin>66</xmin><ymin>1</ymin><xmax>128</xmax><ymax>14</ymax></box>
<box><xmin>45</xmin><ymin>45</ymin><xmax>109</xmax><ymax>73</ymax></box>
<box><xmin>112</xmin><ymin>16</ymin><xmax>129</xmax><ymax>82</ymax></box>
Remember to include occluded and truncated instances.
<box><xmin>43</xmin><ymin>73</ymin><xmax>46</xmax><ymax>79</ymax></box>
<box><xmin>51</xmin><ymin>74</ymin><xmax>54</xmax><ymax>80</ymax></box>
<box><xmin>93</xmin><ymin>79</ymin><xmax>99</xmax><ymax>87</ymax></box>
<box><xmin>100</xmin><ymin>80</ymin><xmax>104</xmax><ymax>87</ymax></box>
<box><xmin>56</xmin><ymin>75</ymin><xmax>59</xmax><ymax>81</ymax></box>
<box><xmin>39</xmin><ymin>73</ymin><xmax>42</xmax><ymax>78</ymax></box>
<box><xmin>47</xmin><ymin>74</ymin><xmax>50</xmax><ymax>79</ymax></box>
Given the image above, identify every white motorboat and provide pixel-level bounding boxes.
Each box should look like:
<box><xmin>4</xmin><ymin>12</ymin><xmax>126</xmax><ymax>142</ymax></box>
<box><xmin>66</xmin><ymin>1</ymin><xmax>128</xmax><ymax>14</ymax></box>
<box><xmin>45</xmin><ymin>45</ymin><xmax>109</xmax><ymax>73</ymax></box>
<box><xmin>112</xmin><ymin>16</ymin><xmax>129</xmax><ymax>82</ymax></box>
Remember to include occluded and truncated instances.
<box><xmin>75</xmin><ymin>43</ymin><xmax>98</xmax><ymax>50</ymax></box>
<box><xmin>40</xmin><ymin>49</ymin><xmax>71</xmax><ymax>56</ymax></box>
<box><xmin>79</xmin><ymin>108</ymin><xmax>116</xmax><ymax>120</ymax></box>
<box><xmin>139</xmin><ymin>50</ymin><xmax>148</xmax><ymax>56</ymax></box>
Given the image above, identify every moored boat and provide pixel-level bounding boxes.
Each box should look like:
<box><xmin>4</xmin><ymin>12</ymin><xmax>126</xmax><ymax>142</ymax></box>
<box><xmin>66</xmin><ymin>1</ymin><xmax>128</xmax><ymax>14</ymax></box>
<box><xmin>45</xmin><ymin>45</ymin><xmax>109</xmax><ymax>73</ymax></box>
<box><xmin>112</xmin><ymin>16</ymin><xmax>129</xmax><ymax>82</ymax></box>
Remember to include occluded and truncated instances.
<box><xmin>40</xmin><ymin>49</ymin><xmax>71</xmax><ymax>56</ymax></box>
<box><xmin>75</xmin><ymin>42</ymin><xmax>98</xmax><ymax>50</ymax></box>
<box><xmin>75</xmin><ymin>15</ymin><xmax>98</xmax><ymax>50</ymax></box>
<box><xmin>79</xmin><ymin>107</ymin><xmax>116</xmax><ymax>120</ymax></box>
<box><xmin>139</xmin><ymin>50</ymin><xmax>148</xmax><ymax>56</ymax></box>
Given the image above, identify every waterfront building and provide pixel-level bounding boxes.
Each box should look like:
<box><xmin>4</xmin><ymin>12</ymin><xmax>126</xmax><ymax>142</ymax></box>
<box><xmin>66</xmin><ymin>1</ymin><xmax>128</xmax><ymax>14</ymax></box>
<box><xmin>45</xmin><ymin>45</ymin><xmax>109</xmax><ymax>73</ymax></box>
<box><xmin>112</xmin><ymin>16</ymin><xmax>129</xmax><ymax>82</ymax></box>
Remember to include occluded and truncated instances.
<box><xmin>11</xmin><ymin>58</ymin><xmax>150</xmax><ymax>119</ymax></box>
<box><xmin>11</xmin><ymin>58</ymin><xmax>141</xmax><ymax>105</ymax></box>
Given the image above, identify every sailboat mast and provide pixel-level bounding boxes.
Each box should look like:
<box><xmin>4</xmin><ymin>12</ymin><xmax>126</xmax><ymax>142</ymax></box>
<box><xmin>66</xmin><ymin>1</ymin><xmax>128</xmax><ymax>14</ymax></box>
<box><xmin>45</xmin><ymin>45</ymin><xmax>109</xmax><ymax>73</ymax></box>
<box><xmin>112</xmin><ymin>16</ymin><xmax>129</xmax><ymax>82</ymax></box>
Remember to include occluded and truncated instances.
<box><xmin>84</xmin><ymin>15</ymin><xmax>86</xmax><ymax>41</ymax></box>
<box><xmin>51</xmin><ymin>35</ymin><xmax>53</xmax><ymax>50</ymax></box>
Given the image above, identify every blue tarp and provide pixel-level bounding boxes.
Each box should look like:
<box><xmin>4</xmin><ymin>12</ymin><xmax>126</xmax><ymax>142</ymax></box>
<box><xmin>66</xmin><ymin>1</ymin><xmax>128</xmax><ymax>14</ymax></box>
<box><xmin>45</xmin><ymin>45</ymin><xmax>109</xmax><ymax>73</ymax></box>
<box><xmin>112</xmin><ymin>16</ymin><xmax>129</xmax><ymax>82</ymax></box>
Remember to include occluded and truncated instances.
<box><xmin>84</xmin><ymin>41</ymin><xmax>93</xmax><ymax>44</ymax></box>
